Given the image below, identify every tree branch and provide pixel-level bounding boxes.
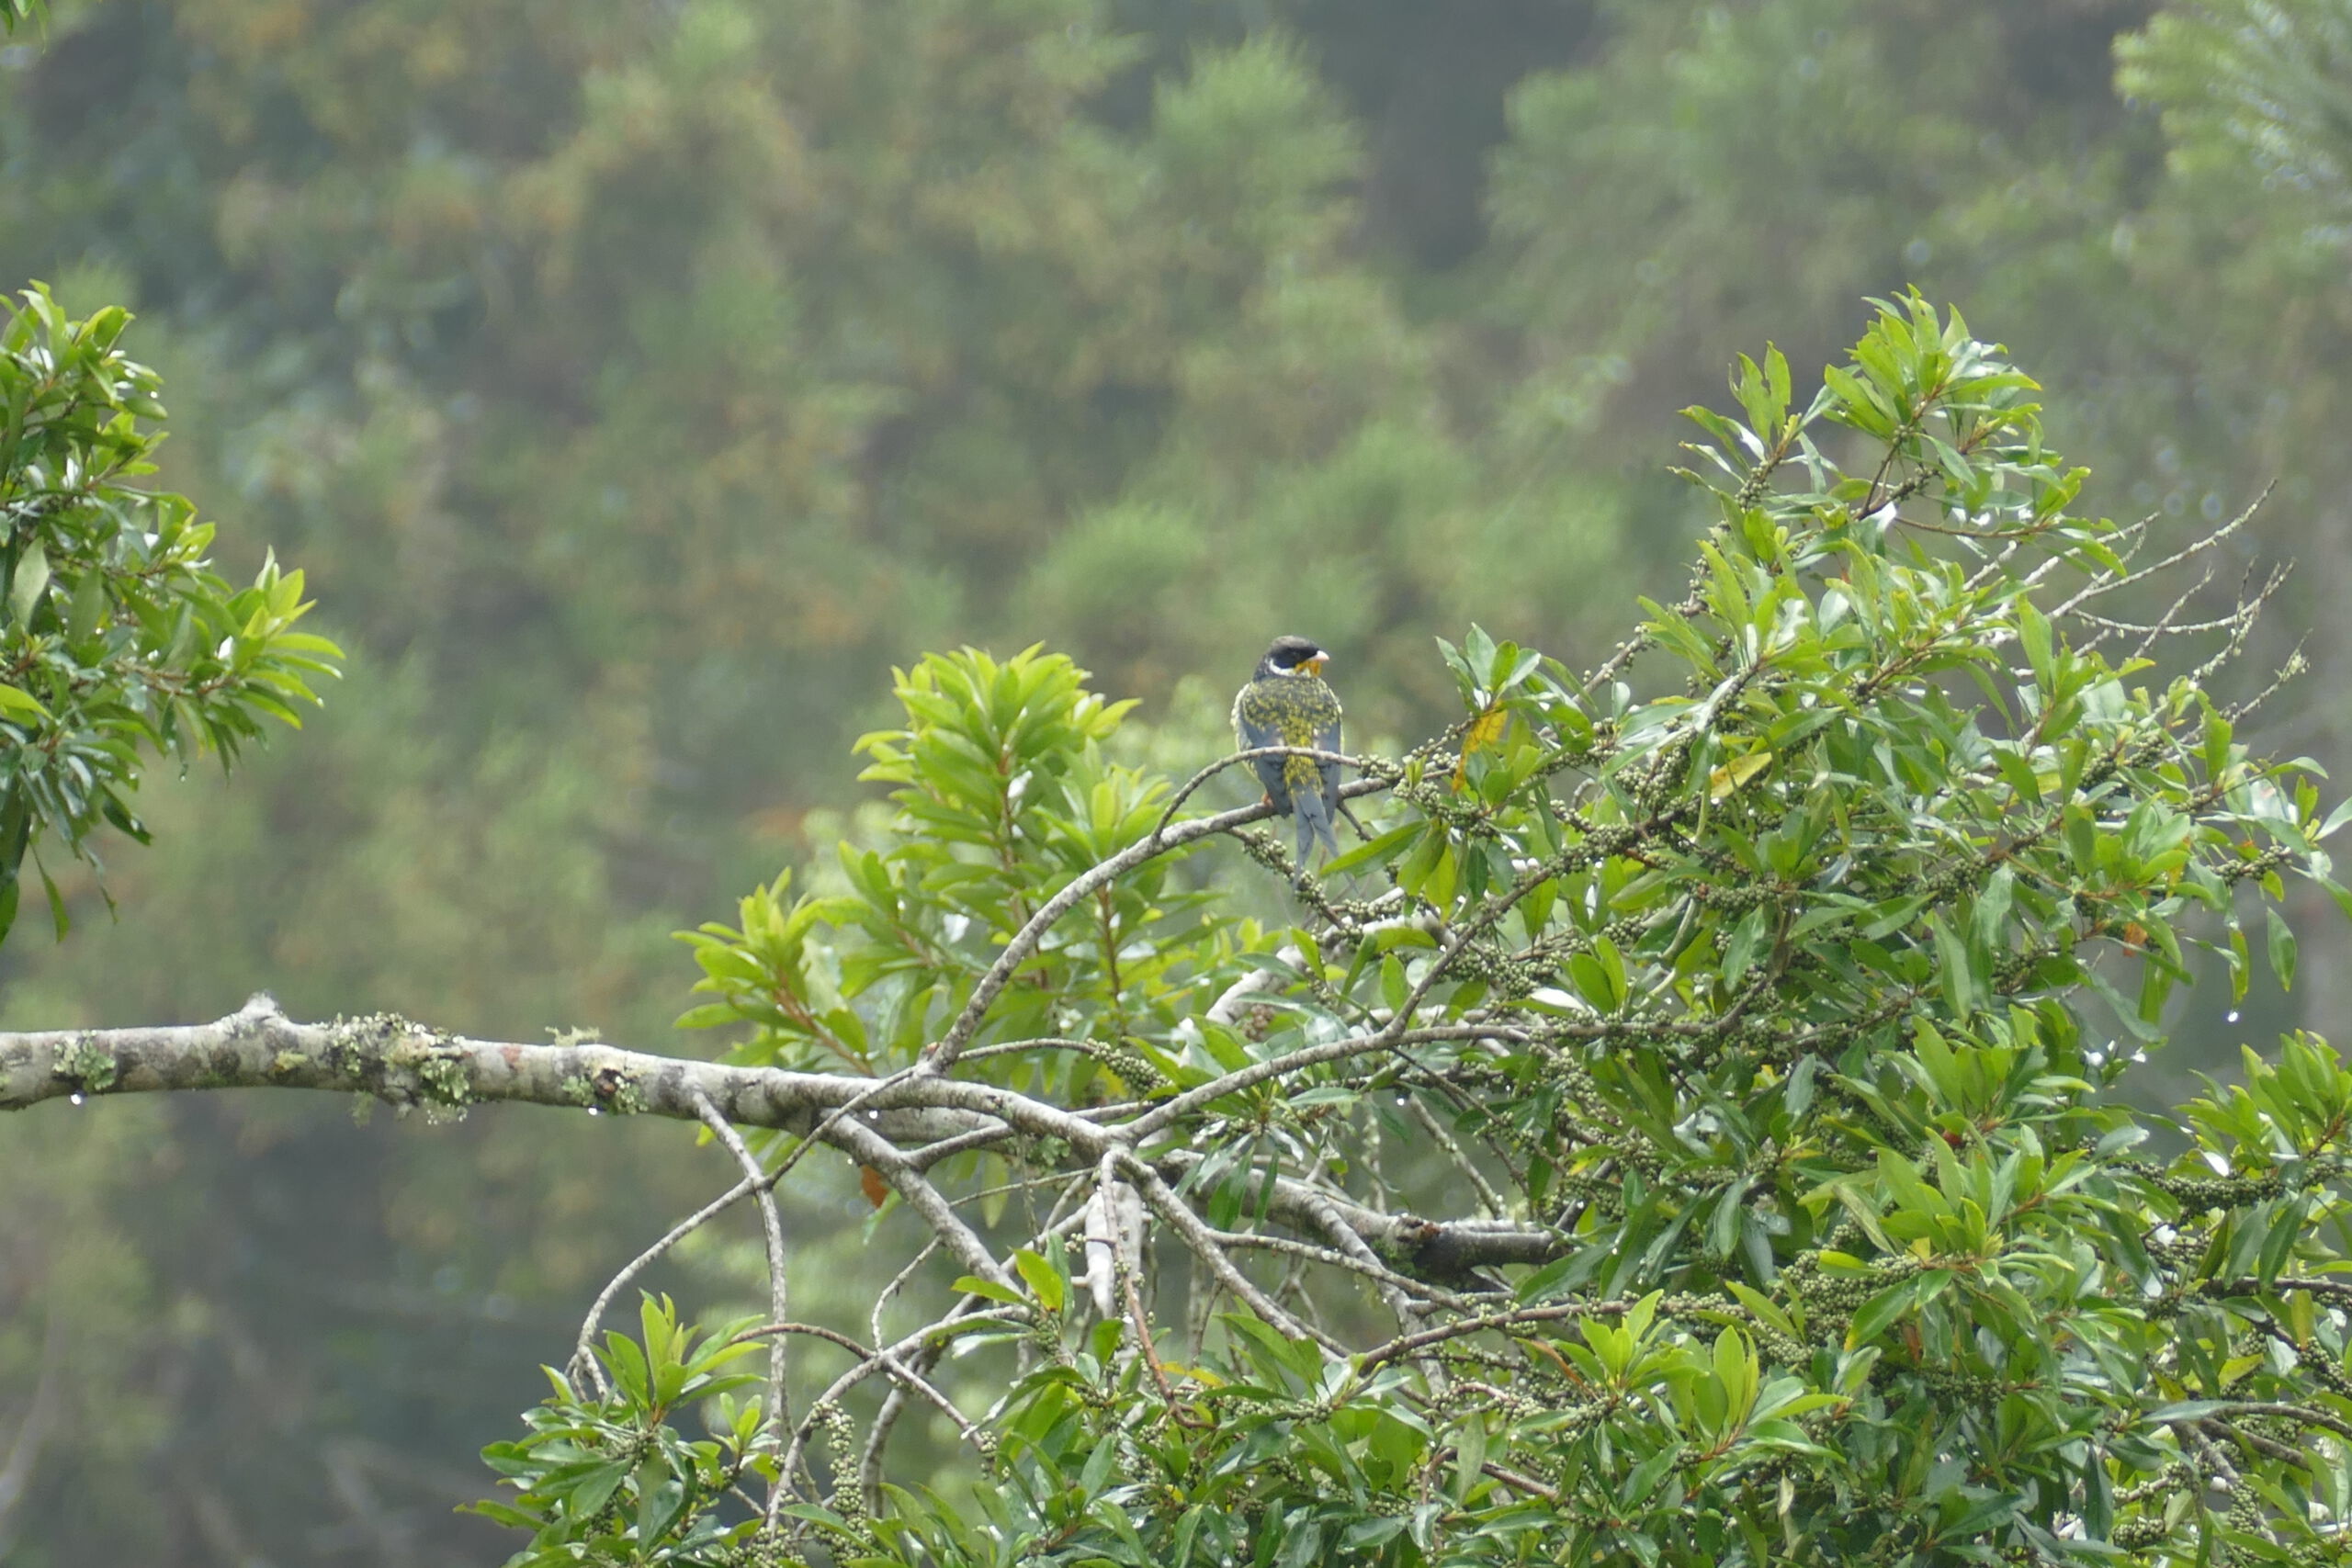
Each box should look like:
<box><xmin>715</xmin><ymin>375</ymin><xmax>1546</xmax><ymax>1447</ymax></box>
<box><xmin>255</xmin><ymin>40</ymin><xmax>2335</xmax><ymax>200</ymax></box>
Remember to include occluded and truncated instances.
<box><xmin>1</xmin><ymin>999</ymin><xmax>1571</xmax><ymax>1285</ymax></box>
<box><xmin>1153</xmin><ymin>1148</ymin><xmax>1561</xmax><ymax>1279</ymax></box>
<box><xmin>0</xmin><ymin>995</ymin><xmax>1107</xmax><ymax>1152</ymax></box>
<box><xmin>690</xmin><ymin>1089</ymin><xmax>793</xmax><ymax>1543</ymax></box>
<box><xmin>567</xmin><ymin>1172</ymin><xmax>763</xmax><ymax>1398</ymax></box>
<box><xmin>927</xmin><ymin>777</ymin><xmax>1388</xmax><ymax>1071</ymax></box>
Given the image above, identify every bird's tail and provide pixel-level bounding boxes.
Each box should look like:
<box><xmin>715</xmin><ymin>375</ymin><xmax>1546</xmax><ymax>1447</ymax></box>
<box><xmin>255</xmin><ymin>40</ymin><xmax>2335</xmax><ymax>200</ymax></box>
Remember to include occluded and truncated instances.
<box><xmin>1294</xmin><ymin>788</ymin><xmax>1340</xmax><ymax>864</ymax></box>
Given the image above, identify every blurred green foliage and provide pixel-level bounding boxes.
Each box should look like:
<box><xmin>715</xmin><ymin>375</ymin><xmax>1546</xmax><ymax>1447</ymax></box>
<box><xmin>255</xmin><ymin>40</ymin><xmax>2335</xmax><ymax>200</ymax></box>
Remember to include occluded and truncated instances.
<box><xmin>4</xmin><ymin>0</ymin><xmax>2352</xmax><ymax>1562</ymax></box>
<box><xmin>2119</xmin><ymin>0</ymin><xmax>2352</xmax><ymax>222</ymax></box>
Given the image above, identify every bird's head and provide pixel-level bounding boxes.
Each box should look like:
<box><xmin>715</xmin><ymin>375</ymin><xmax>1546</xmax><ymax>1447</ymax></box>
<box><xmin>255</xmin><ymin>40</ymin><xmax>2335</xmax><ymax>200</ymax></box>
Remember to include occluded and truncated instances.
<box><xmin>1256</xmin><ymin>635</ymin><xmax>1331</xmax><ymax>681</ymax></box>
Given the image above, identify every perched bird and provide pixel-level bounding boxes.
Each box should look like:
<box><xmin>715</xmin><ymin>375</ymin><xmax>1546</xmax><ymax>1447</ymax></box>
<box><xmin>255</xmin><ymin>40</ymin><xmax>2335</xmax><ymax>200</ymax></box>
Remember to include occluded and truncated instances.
<box><xmin>1233</xmin><ymin>635</ymin><xmax>1344</xmax><ymax>863</ymax></box>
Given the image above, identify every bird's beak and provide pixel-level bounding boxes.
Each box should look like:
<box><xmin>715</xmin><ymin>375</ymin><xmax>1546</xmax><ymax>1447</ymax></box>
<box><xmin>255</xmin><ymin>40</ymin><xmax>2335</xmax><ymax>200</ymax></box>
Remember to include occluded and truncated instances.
<box><xmin>1304</xmin><ymin>654</ymin><xmax>1330</xmax><ymax>676</ymax></box>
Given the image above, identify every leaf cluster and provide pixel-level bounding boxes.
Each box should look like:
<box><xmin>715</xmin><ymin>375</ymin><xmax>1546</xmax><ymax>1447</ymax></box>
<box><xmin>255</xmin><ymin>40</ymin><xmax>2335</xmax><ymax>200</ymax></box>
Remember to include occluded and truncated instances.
<box><xmin>679</xmin><ymin>644</ymin><xmax>1225</xmax><ymax>1107</ymax></box>
<box><xmin>469</xmin><ymin>1296</ymin><xmax>771</xmax><ymax>1564</ymax></box>
<box><xmin>0</xmin><ymin>285</ymin><xmax>340</xmax><ymax>942</ymax></box>
<box><xmin>465</xmin><ymin>300</ymin><xmax>2352</xmax><ymax>1565</ymax></box>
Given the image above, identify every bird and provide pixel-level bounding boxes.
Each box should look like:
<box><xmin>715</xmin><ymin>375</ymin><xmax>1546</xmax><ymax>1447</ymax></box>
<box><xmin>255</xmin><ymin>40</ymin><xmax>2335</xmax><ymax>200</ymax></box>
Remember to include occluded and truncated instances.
<box><xmin>1233</xmin><ymin>635</ymin><xmax>1344</xmax><ymax>863</ymax></box>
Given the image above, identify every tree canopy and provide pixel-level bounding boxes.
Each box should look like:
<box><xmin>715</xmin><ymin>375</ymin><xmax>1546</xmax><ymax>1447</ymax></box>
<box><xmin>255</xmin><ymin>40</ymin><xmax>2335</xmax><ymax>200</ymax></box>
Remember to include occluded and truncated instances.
<box><xmin>9</xmin><ymin>4</ymin><xmax>2352</xmax><ymax>1562</ymax></box>
<box><xmin>12</xmin><ymin>300</ymin><xmax>2352</xmax><ymax>1565</ymax></box>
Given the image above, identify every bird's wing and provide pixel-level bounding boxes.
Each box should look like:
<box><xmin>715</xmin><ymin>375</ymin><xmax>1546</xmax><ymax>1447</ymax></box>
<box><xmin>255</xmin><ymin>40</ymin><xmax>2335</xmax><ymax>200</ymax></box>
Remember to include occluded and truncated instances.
<box><xmin>1233</xmin><ymin>682</ymin><xmax>1280</xmax><ymax>749</ymax></box>
<box><xmin>1233</xmin><ymin>681</ymin><xmax>1292</xmax><ymax>807</ymax></box>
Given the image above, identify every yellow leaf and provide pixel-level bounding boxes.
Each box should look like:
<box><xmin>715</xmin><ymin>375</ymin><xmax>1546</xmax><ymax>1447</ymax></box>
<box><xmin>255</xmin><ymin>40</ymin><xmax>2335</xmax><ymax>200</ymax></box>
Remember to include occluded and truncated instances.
<box><xmin>1709</xmin><ymin>749</ymin><xmax>1771</xmax><ymax>800</ymax></box>
<box><xmin>1453</xmin><ymin>705</ymin><xmax>1510</xmax><ymax>792</ymax></box>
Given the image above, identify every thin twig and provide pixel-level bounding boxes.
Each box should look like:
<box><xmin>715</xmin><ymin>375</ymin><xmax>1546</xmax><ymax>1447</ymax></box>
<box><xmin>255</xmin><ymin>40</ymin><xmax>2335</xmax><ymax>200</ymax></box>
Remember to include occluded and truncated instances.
<box><xmin>1154</xmin><ymin>747</ymin><xmax>1372</xmax><ymax>839</ymax></box>
<box><xmin>1125</xmin><ymin>1024</ymin><xmax>1523</xmax><ymax>1144</ymax></box>
<box><xmin>569</xmin><ymin>1174</ymin><xmax>761</xmax><ymax>1396</ymax></box>
<box><xmin>928</xmin><ymin>781</ymin><xmax>1387</xmax><ymax>1072</ymax></box>
<box><xmin>692</xmin><ymin>1089</ymin><xmax>794</xmax><ymax>1538</ymax></box>
<box><xmin>1118</xmin><ymin>1154</ymin><xmax>1334</xmax><ymax>1348</ymax></box>
<box><xmin>1407</xmin><ymin>1095</ymin><xmax>1509</xmax><ymax>1220</ymax></box>
<box><xmin>1481</xmin><ymin>1461</ymin><xmax>1564</xmax><ymax>1505</ymax></box>
<box><xmin>778</xmin><ymin>1308</ymin><xmax>1015</xmax><ymax>1492</ymax></box>
<box><xmin>2052</xmin><ymin>486</ymin><xmax>2271</xmax><ymax>618</ymax></box>
<box><xmin>1358</xmin><ymin>1300</ymin><xmax>1629</xmax><ymax>1371</ymax></box>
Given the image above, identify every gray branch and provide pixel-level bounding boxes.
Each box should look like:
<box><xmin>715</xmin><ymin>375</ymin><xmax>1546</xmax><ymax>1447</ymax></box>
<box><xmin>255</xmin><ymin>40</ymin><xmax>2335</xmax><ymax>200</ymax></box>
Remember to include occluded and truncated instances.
<box><xmin>0</xmin><ymin>997</ymin><xmax>1568</xmax><ymax>1280</ymax></box>
<box><xmin>0</xmin><ymin>994</ymin><xmax>1063</xmax><ymax>1147</ymax></box>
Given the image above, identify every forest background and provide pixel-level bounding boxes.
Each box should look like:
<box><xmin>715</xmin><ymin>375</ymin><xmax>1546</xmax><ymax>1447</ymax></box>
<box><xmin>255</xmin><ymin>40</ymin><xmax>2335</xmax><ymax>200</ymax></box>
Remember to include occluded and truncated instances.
<box><xmin>3</xmin><ymin>0</ymin><xmax>2349</xmax><ymax>1562</ymax></box>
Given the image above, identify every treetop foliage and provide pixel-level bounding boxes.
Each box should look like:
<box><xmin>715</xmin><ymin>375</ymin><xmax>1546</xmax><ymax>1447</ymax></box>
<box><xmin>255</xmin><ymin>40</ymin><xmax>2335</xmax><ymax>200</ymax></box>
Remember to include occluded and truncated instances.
<box><xmin>0</xmin><ymin>285</ymin><xmax>339</xmax><ymax>944</ymax></box>
<box><xmin>464</xmin><ymin>301</ymin><xmax>2352</xmax><ymax>1566</ymax></box>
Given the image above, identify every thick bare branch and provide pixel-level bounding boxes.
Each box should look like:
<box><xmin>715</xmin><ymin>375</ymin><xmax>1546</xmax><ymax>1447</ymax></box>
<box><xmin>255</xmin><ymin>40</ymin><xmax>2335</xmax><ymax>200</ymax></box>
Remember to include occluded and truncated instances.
<box><xmin>0</xmin><ymin>995</ymin><xmax>1110</xmax><ymax>1154</ymax></box>
<box><xmin>1286</xmin><ymin>1181</ymin><xmax>1428</xmax><ymax>1331</ymax></box>
<box><xmin>2</xmin><ymin>998</ymin><xmax>1569</xmax><ymax>1286</ymax></box>
<box><xmin>1211</xmin><ymin>1226</ymin><xmax>1475</xmax><ymax>1308</ymax></box>
<box><xmin>832</xmin><ymin>1116</ymin><xmax>1019</xmax><ymax>1295</ymax></box>
<box><xmin>1153</xmin><ymin>1151</ymin><xmax>1560</xmax><ymax>1280</ymax></box>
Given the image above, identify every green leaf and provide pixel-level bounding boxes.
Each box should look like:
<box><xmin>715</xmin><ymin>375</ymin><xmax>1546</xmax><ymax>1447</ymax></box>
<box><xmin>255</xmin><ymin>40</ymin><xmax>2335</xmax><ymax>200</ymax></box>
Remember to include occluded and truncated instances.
<box><xmin>1845</xmin><ymin>1277</ymin><xmax>1921</xmax><ymax>1348</ymax></box>
<box><xmin>2266</xmin><ymin>908</ymin><xmax>2297</xmax><ymax>993</ymax></box>
<box><xmin>1928</xmin><ymin>912</ymin><xmax>1978</xmax><ymax>1020</ymax></box>
<box><xmin>2016</xmin><ymin>594</ymin><xmax>2053</xmax><ymax>692</ymax></box>
<box><xmin>7</xmin><ymin>539</ymin><xmax>47</xmax><ymax>626</ymax></box>
<box><xmin>0</xmin><ymin>683</ymin><xmax>48</xmax><ymax>722</ymax></box>
<box><xmin>1725</xmin><ymin>1281</ymin><xmax>1801</xmax><ymax>1344</ymax></box>
<box><xmin>1322</xmin><ymin>819</ymin><xmax>1417</xmax><ymax>877</ymax></box>
<box><xmin>1708</xmin><ymin>1175</ymin><xmax>1755</xmax><ymax>1258</ymax></box>
<box><xmin>1722</xmin><ymin>905</ymin><xmax>1769</xmax><ymax>983</ymax></box>
<box><xmin>64</xmin><ymin>567</ymin><xmax>105</xmax><ymax>643</ymax></box>
<box><xmin>1012</xmin><ymin>1248</ymin><xmax>1066</xmax><ymax>1313</ymax></box>
<box><xmin>1971</xmin><ymin>866</ymin><xmax>2013</xmax><ymax>954</ymax></box>
<box><xmin>1514</xmin><ymin>1255</ymin><xmax>1581</xmax><ymax>1304</ymax></box>
<box><xmin>2143</xmin><ymin>1400</ymin><xmax>2233</xmax><ymax>1422</ymax></box>
<box><xmin>36</xmin><ymin>857</ymin><xmax>64</xmax><ymax>941</ymax></box>
<box><xmin>952</xmin><ymin>1275</ymin><xmax>1024</xmax><ymax>1306</ymax></box>
<box><xmin>1451</xmin><ymin>1413</ymin><xmax>1487</xmax><ymax>1506</ymax></box>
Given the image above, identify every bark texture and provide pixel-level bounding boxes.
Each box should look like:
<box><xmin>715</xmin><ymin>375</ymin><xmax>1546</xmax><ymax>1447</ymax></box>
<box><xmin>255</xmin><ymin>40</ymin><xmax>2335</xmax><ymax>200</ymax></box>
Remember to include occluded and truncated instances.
<box><xmin>0</xmin><ymin>995</ymin><xmax>1564</xmax><ymax>1274</ymax></box>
